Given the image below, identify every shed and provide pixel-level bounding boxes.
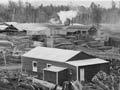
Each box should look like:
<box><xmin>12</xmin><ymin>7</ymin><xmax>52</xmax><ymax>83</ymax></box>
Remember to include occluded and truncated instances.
<box><xmin>5</xmin><ymin>25</ymin><xmax>19</xmax><ymax>35</ymax></box>
<box><xmin>2</xmin><ymin>22</ymin><xmax>27</xmax><ymax>35</ymax></box>
<box><xmin>43</xmin><ymin>66</ymin><xmax>68</xmax><ymax>85</ymax></box>
<box><xmin>4</xmin><ymin>23</ymin><xmax>50</xmax><ymax>36</ymax></box>
<box><xmin>65</xmin><ymin>24</ymin><xmax>97</xmax><ymax>36</ymax></box>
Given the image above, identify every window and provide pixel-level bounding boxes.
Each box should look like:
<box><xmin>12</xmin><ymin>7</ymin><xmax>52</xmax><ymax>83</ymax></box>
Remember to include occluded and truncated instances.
<box><xmin>33</xmin><ymin>62</ymin><xmax>37</xmax><ymax>67</ymax></box>
<box><xmin>32</xmin><ymin>61</ymin><xmax>37</xmax><ymax>72</ymax></box>
<box><xmin>46</xmin><ymin>63</ymin><xmax>52</xmax><ymax>68</ymax></box>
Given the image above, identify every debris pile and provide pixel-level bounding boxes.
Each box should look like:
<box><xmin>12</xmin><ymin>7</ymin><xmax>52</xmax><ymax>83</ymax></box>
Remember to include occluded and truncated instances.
<box><xmin>0</xmin><ymin>70</ymin><xmax>63</xmax><ymax>90</ymax></box>
<box><xmin>92</xmin><ymin>71</ymin><xmax>120</xmax><ymax>90</ymax></box>
<box><xmin>0</xmin><ymin>70</ymin><xmax>43</xmax><ymax>90</ymax></box>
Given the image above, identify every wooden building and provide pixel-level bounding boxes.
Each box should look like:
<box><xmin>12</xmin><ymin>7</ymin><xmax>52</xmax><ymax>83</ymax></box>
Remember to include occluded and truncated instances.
<box><xmin>47</xmin><ymin>24</ymin><xmax>97</xmax><ymax>37</ymax></box>
<box><xmin>43</xmin><ymin>66</ymin><xmax>68</xmax><ymax>85</ymax></box>
<box><xmin>22</xmin><ymin>46</ymin><xmax>109</xmax><ymax>85</ymax></box>
<box><xmin>0</xmin><ymin>23</ymin><xmax>26</xmax><ymax>35</ymax></box>
<box><xmin>106</xmin><ymin>36</ymin><xmax>120</xmax><ymax>48</ymax></box>
<box><xmin>66</xmin><ymin>24</ymin><xmax>97</xmax><ymax>36</ymax></box>
<box><xmin>5</xmin><ymin>25</ymin><xmax>21</xmax><ymax>35</ymax></box>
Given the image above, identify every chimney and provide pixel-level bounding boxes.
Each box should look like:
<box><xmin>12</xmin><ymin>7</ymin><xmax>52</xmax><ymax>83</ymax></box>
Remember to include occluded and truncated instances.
<box><xmin>64</xmin><ymin>18</ymin><xmax>71</xmax><ymax>26</ymax></box>
<box><xmin>46</xmin><ymin>29</ymin><xmax>54</xmax><ymax>48</ymax></box>
<box><xmin>71</xmin><ymin>18</ymin><xmax>74</xmax><ymax>25</ymax></box>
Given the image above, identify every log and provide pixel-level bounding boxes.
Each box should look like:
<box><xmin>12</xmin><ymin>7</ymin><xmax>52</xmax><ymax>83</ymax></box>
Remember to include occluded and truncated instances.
<box><xmin>32</xmin><ymin>78</ymin><xmax>62</xmax><ymax>90</ymax></box>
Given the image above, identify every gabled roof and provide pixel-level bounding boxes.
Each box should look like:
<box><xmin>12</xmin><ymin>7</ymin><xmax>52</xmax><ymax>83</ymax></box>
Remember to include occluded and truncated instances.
<box><xmin>4</xmin><ymin>22</ymin><xmax>50</xmax><ymax>31</ymax></box>
<box><xmin>4</xmin><ymin>22</ymin><xmax>66</xmax><ymax>31</ymax></box>
<box><xmin>23</xmin><ymin>46</ymin><xmax>80</xmax><ymax>62</ymax></box>
<box><xmin>4</xmin><ymin>22</ymin><xmax>18</xmax><ymax>26</ymax></box>
<box><xmin>66</xmin><ymin>58</ymin><xmax>109</xmax><ymax>66</ymax></box>
<box><xmin>5</xmin><ymin>25</ymin><xmax>18</xmax><ymax>31</ymax></box>
<box><xmin>11</xmin><ymin>23</ymin><xmax>49</xmax><ymax>31</ymax></box>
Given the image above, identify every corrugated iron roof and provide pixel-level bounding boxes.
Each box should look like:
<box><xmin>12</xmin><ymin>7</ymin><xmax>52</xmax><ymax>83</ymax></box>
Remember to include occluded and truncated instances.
<box><xmin>23</xmin><ymin>46</ymin><xmax>80</xmax><ymax>62</ymax></box>
<box><xmin>66</xmin><ymin>24</ymin><xmax>91</xmax><ymax>30</ymax></box>
<box><xmin>66</xmin><ymin>58</ymin><xmax>109</xmax><ymax>66</ymax></box>
<box><xmin>3</xmin><ymin>22</ymin><xmax>93</xmax><ymax>32</ymax></box>
<box><xmin>3</xmin><ymin>22</ymin><xmax>50</xmax><ymax>31</ymax></box>
<box><xmin>12</xmin><ymin>23</ymin><xmax>50</xmax><ymax>31</ymax></box>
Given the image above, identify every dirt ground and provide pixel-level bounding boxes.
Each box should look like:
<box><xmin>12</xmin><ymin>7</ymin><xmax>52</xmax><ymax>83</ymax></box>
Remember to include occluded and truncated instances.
<box><xmin>0</xmin><ymin>64</ymin><xmax>21</xmax><ymax>71</ymax></box>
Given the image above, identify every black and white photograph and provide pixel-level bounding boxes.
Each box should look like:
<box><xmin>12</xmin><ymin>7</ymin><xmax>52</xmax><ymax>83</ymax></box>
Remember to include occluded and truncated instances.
<box><xmin>0</xmin><ymin>0</ymin><xmax>119</xmax><ymax>90</ymax></box>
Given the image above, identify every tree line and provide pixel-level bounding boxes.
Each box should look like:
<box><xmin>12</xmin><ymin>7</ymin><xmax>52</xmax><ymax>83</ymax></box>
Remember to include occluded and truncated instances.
<box><xmin>73</xmin><ymin>1</ymin><xmax>120</xmax><ymax>25</ymax></box>
<box><xmin>0</xmin><ymin>0</ymin><xmax>69</xmax><ymax>23</ymax></box>
<box><xmin>0</xmin><ymin>0</ymin><xmax>120</xmax><ymax>25</ymax></box>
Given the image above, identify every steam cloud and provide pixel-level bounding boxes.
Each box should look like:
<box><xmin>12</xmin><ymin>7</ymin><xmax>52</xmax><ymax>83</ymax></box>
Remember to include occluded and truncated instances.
<box><xmin>57</xmin><ymin>10</ymin><xmax>78</xmax><ymax>24</ymax></box>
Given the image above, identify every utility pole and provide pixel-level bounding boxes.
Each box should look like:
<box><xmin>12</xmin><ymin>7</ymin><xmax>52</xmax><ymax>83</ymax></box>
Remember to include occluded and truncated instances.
<box><xmin>50</xmin><ymin>29</ymin><xmax>54</xmax><ymax>48</ymax></box>
<box><xmin>21</xmin><ymin>53</ymin><xmax>23</xmax><ymax>73</ymax></box>
<box><xmin>12</xmin><ymin>8</ymin><xmax>15</xmax><ymax>21</ymax></box>
<box><xmin>2</xmin><ymin>49</ymin><xmax>7</xmax><ymax>70</ymax></box>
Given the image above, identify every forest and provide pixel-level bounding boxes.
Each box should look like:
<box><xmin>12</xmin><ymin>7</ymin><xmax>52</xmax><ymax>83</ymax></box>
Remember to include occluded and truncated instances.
<box><xmin>0</xmin><ymin>0</ymin><xmax>120</xmax><ymax>25</ymax></box>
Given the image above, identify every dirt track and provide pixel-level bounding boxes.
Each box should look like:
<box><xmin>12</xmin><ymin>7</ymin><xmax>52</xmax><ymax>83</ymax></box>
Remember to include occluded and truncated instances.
<box><xmin>0</xmin><ymin>64</ymin><xmax>21</xmax><ymax>70</ymax></box>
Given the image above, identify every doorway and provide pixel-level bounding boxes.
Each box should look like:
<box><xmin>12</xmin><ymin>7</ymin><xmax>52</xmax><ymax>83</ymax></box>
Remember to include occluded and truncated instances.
<box><xmin>79</xmin><ymin>68</ymin><xmax>84</xmax><ymax>81</ymax></box>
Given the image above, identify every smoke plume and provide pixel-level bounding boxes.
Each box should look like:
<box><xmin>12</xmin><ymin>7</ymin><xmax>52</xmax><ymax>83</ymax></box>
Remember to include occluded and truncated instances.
<box><xmin>57</xmin><ymin>10</ymin><xmax>78</xmax><ymax>24</ymax></box>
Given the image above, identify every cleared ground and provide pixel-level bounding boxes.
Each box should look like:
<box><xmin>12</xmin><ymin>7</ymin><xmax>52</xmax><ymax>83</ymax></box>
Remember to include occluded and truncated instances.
<box><xmin>0</xmin><ymin>64</ymin><xmax>21</xmax><ymax>71</ymax></box>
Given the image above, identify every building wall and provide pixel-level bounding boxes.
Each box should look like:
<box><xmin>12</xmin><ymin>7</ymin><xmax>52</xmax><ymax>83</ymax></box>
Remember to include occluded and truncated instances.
<box><xmin>58</xmin><ymin>69</ymin><xmax>68</xmax><ymax>85</ymax></box>
<box><xmin>78</xmin><ymin>63</ymin><xmax>109</xmax><ymax>82</ymax></box>
<box><xmin>68</xmin><ymin>52</ymin><xmax>95</xmax><ymax>61</ymax></box>
<box><xmin>107</xmin><ymin>37</ymin><xmax>120</xmax><ymax>47</ymax></box>
<box><xmin>44</xmin><ymin>71</ymin><xmax>56</xmax><ymax>84</ymax></box>
<box><xmin>22</xmin><ymin>57</ymin><xmax>77</xmax><ymax>80</ymax></box>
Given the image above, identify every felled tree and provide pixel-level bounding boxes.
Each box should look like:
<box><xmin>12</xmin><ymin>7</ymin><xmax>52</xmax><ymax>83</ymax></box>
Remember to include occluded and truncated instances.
<box><xmin>92</xmin><ymin>71</ymin><xmax>120</xmax><ymax>90</ymax></box>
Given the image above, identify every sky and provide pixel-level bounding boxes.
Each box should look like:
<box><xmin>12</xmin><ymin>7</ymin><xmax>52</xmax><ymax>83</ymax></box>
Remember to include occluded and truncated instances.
<box><xmin>0</xmin><ymin>0</ymin><xmax>120</xmax><ymax>8</ymax></box>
